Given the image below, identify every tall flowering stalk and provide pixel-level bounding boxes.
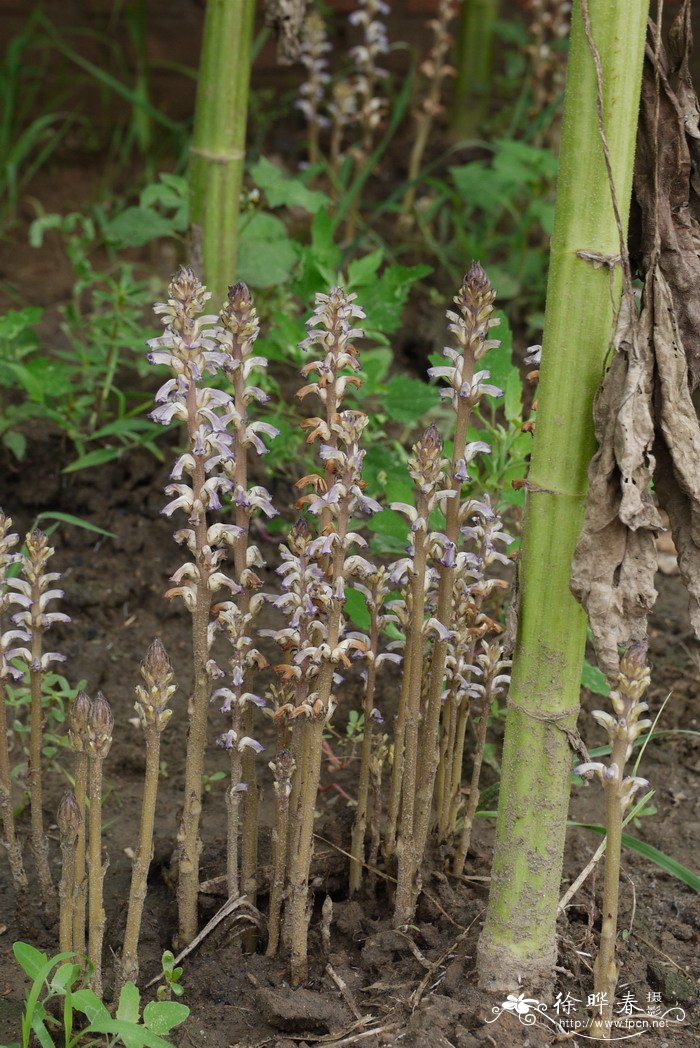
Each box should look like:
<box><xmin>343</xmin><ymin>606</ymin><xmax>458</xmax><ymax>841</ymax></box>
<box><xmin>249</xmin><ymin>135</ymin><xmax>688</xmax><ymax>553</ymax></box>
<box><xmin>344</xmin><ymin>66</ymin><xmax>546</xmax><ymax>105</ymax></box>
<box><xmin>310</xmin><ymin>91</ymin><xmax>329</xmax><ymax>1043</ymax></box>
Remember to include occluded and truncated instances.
<box><xmin>267</xmin><ymin>288</ymin><xmax>378</xmax><ymax>984</ymax></box>
<box><xmin>393</xmin><ymin>266</ymin><xmax>501</xmax><ymax>921</ymax></box>
<box><xmin>436</xmin><ymin>499</ymin><xmax>510</xmax><ymax>841</ymax></box>
<box><xmin>120</xmin><ymin>640</ymin><xmax>176</xmax><ymax>988</ymax></box>
<box><xmin>402</xmin><ymin>0</ymin><xmax>459</xmax><ymax>216</ymax></box>
<box><xmin>148</xmin><ymin>267</ymin><xmax>240</xmax><ymax>945</ymax></box>
<box><xmin>297</xmin><ymin>11</ymin><xmax>331</xmax><ymax>165</ymax></box>
<box><xmin>86</xmin><ymin>692</ymin><xmax>113</xmax><ymax>996</ymax></box>
<box><xmin>11</xmin><ymin>529</ymin><xmax>70</xmax><ymax>916</ymax></box>
<box><xmin>452</xmin><ymin>640</ymin><xmax>510</xmax><ymax>874</ymax></box>
<box><xmin>348</xmin><ymin>564</ymin><xmax>392</xmax><ymax>893</ymax></box>
<box><xmin>216</xmin><ymin>281</ymin><xmax>277</xmax><ymax>915</ymax></box>
<box><xmin>576</xmin><ymin>645</ymin><xmax>651</xmax><ymax>1039</ymax></box>
<box><xmin>68</xmin><ymin>690</ymin><xmax>91</xmax><ymax>956</ymax></box>
<box><xmin>0</xmin><ymin>512</ymin><xmax>29</xmax><ymax>906</ymax></box>
<box><xmin>57</xmin><ymin>791</ymin><xmax>80</xmax><ymax>954</ymax></box>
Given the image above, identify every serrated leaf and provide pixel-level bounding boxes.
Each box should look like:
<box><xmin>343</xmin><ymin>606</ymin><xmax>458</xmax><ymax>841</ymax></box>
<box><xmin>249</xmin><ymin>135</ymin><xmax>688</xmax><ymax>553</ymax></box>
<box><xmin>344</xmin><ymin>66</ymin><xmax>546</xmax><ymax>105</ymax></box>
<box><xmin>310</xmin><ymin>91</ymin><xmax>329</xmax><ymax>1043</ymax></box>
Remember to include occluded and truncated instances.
<box><xmin>237</xmin><ymin>213</ymin><xmax>297</xmax><ymax>288</ymax></box>
<box><xmin>250</xmin><ymin>157</ymin><xmax>329</xmax><ymax>213</ymax></box>
<box><xmin>142</xmin><ymin>1001</ymin><xmax>190</xmax><ymax>1034</ymax></box>
<box><xmin>347</xmin><ymin>249</ymin><xmax>384</xmax><ymax>287</ymax></box>
<box><xmin>385</xmin><ymin>374</ymin><xmax>436</xmax><ymax>423</ymax></box>
<box><xmin>105</xmin><ymin>207</ymin><xmax>178</xmax><ymax>248</ymax></box>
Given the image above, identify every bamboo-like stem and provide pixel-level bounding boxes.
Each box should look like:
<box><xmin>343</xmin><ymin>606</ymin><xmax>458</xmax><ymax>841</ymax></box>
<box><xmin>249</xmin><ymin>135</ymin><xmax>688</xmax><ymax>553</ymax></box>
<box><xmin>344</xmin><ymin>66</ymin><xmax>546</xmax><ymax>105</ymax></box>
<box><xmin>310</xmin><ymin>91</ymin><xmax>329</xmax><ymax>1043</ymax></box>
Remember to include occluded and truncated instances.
<box><xmin>189</xmin><ymin>0</ymin><xmax>256</xmax><ymax>304</ymax></box>
<box><xmin>449</xmin><ymin>0</ymin><xmax>499</xmax><ymax>139</ymax></box>
<box><xmin>266</xmin><ymin>749</ymin><xmax>294</xmax><ymax>957</ymax></box>
<box><xmin>57</xmin><ymin>791</ymin><xmax>80</xmax><ymax>954</ymax></box>
<box><xmin>120</xmin><ymin>641</ymin><xmax>175</xmax><ymax>989</ymax></box>
<box><xmin>69</xmin><ymin>691</ymin><xmax>91</xmax><ymax>959</ymax></box>
<box><xmin>86</xmin><ymin>693</ymin><xmax>112</xmax><ymax>996</ymax></box>
<box><xmin>477</xmin><ymin>0</ymin><xmax>650</xmax><ymax>991</ymax></box>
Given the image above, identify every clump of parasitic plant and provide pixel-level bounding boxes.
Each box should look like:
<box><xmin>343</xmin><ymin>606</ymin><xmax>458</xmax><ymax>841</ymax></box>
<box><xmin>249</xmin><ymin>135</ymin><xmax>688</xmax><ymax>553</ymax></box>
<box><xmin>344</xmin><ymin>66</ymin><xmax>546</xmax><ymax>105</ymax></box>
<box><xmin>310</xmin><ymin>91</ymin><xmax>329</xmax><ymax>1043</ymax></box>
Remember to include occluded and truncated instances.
<box><xmin>57</xmin><ymin>790</ymin><xmax>81</xmax><ymax>954</ymax></box>
<box><xmin>576</xmin><ymin>645</ymin><xmax>652</xmax><ymax>1039</ymax></box>
<box><xmin>10</xmin><ymin>529</ymin><xmax>70</xmax><ymax>918</ymax></box>
<box><xmin>120</xmin><ymin>639</ymin><xmax>176</xmax><ymax>988</ymax></box>
<box><xmin>0</xmin><ymin>512</ymin><xmax>29</xmax><ymax>910</ymax></box>
<box><xmin>148</xmin><ymin>270</ymin><xmax>276</xmax><ymax>944</ymax></box>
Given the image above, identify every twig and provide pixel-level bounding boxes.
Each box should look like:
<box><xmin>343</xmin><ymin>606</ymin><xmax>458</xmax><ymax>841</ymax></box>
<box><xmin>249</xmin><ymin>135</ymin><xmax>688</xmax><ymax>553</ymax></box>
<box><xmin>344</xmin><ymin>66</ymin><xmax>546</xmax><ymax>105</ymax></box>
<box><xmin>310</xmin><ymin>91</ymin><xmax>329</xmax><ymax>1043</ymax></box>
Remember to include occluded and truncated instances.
<box><xmin>325</xmin><ymin>963</ymin><xmax>363</xmax><ymax>1021</ymax></box>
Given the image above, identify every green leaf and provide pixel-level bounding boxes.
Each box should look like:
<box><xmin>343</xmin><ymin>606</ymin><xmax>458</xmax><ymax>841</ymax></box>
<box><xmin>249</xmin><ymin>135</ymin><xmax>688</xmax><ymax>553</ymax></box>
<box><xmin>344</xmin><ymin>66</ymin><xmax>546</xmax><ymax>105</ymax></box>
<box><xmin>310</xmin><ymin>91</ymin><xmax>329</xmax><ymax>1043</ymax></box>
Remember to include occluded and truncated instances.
<box><xmin>347</xmin><ymin>249</ymin><xmax>384</xmax><ymax>287</ymax></box>
<box><xmin>71</xmin><ymin>988</ymin><xmax>111</xmax><ymax>1024</ymax></box>
<box><xmin>237</xmin><ymin>213</ymin><xmax>297</xmax><ymax>288</ymax></box>
<box><xmin>3</xmin><ymin>431</ymin><xmax>27</xmax><ymax>460</ymax></box>
<box><xmin>360</xmin><ymin>263</ymin><xmax>432</xmax><ymax>335</ymax></box>
<box><xmin>345</xmin><ymin>587</ymin><xmax>371</xmax><ymax>631</ymax></box>
<box><xmin>85</xmin><ymin>1019</ymin><xmax>174</xmax><ymax>1048</ymax></box>
<box><xmin>250</xmin><ymin>157</ymin><xmax>329</xmax><ymax>213</ymax></box>
<box><xmin>63</xmin><ymin>446</ymin><xmax>124</xmax><ymax>473</ymax></box>
<box><xmin>573</xmin><ymin>824</ymin><xmax>700</xmax><ymax>892</ymax></box>
<box><xmin>13</xmin><ymin>942</ymin><xmax>47</xmax><ymax>981</ymax></box>
<box><xmin>32</xmin><ymin>512</ymin><xmax>116</xmax><ymax>539</ymax></box>
<box><xmin>117</xmin><ymin>982</ymin><xmax>141</xmax><ymax>1023</ymax></box>
<box><xmin>360</xmin><ymin>348</ymin><xmax>392</xmax><ymax>393</ymax></box>
<box><xmin>104</xmin><ymin>207</ymin><xmax>179</xmax><ymax>248</ymax></box>
<box><xmin>581</xmin><ymin>660</ymin><xmax>610</xmax><ymax>696</ymax></box>
<box><xmin>367</xmin><ymin>509</ymin><xmax>409</xmax><ymax>544</ymax></box>
<box><xmin>142</xmin><ymin>1001</ymin><xmax>190</xmax><ymax>1034</ymax></box>
<box><xmin>385</xmin><ymin>374</ymin><xmax>436</xmax><ymax>423</ymax></box>
<box><xmin>503</xmin><ymin>368</ymin><xmax>523</xmax><ymax>424</ymax></box>
<box><xmin>49</xmin><ymin>962</ymin><xmax>80</xmax><ymax>993</ymax></box>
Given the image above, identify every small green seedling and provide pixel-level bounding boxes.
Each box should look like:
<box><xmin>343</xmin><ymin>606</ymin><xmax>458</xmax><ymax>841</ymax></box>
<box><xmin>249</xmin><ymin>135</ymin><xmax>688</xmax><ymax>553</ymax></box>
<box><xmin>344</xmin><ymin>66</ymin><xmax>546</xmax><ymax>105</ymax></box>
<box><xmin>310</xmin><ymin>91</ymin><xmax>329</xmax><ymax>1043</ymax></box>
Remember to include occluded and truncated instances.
<box><xmin>156</xmin><ymin>951</ymin><xmax>185</xmax><ymax>1001</ymax></box>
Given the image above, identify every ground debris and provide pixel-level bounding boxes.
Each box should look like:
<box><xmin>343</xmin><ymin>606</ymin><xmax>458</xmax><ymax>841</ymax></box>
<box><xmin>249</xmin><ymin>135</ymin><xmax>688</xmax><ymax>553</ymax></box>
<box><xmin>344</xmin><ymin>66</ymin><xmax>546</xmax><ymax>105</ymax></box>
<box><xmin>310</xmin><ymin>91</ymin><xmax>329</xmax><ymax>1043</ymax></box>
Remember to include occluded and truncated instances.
<box><xmin>571</xmin><ymin>5</ymin><xmax>700</xmax><ymax>678</ymax></box>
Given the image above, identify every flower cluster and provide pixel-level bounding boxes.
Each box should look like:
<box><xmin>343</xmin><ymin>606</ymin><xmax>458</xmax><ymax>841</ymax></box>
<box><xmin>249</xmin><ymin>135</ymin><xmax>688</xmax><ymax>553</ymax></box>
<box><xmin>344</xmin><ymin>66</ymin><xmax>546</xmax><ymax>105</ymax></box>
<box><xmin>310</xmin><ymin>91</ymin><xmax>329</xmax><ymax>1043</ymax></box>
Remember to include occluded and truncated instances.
<box><xmin>297</xmin><ymin>11</ymin><xmax>331</xmax><ymax>141</ymax></box>
<box><xmin>416</xmin><ymin>0</ymin><xmax>458</xmax><ymax>120</ymax></box>
<box><xmin>576</xmin><ymin>643</ymin><xmax>652</xmax><ymax>809</ymax></box>
<box><xmin>215</xmin><ymin>602</ymin><xmax>267</xmax><ymax>760</ymax></box>
<box><xmin>8</xmin><ymin>529</ymin><xmax>69</xmax><ymax>672</ymax></box>
<box><xmin>0</xmin><ymin>513</ymin><xmax>28</xmax><ymax>683</ymax></box>
<box><xmin>134</xmin><ymin>639</ymin><xmax>177</xmax><ymax>734</ymax></box>
<box><xmin>349</xmin><ymin>0</ymin><xmax>390</xmax><ymax>151</ymax></box>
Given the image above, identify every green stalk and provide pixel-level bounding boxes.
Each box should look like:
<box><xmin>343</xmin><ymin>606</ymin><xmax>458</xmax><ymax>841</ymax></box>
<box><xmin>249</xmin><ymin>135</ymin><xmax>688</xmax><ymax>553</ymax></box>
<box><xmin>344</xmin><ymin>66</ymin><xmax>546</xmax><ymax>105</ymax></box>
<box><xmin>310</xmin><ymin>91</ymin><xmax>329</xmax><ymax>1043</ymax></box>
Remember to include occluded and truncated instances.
<box><xmin>476</xmin><ymin>0</ymin><xmax>650</xmax><ymax>991</ymax></box>
<box><xmin>449</xmin><ymin>0</ymin><xmax>500</xmax><ymax>140</ymax></box>
<box><xmin>189</xmin><ymin>0</ymin><xmax>255</xmax><ymax>305</ymax></box>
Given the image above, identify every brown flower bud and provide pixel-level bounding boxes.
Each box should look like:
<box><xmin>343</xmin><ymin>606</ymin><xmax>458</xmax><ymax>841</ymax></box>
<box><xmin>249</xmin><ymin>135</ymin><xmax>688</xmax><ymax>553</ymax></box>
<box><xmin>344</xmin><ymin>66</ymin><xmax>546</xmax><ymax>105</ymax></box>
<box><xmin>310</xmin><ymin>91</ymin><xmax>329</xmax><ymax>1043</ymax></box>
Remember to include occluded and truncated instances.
<box><xmin>136</xmin><ymin>639</ymin><xmax>176</xmax><ymax>731</ymax></box>
<box><xmin>69</xmin><ymin>691</ymin><xmax>92</xmax><ymax>752</ymax></box>
<box><xmin>288</xmin><ymin>518</ymin><xmax>312</xmax><ymax>556</ymax></box>
<box><xmin>57</xmin><ymin>790</ymin><xmax>81</xmax><ymax>841</ymax></box>
<box><xmin>88</xmin><ymin>692</ymin><xmax>113</xmax><ymax>759</ymax></box>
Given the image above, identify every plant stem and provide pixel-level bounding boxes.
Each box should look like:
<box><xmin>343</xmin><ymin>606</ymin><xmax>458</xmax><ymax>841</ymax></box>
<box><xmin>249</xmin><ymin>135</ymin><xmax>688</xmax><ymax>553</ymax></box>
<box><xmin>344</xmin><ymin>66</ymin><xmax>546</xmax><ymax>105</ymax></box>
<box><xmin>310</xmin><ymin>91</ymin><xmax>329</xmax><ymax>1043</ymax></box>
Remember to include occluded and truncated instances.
<box><xmin>453</xmin><ymin>696</ymin><xmax>490</xmax><ymax>874</ymax></box>
<box><xmin>87</xmin><ymin>756</ymin><xmax>106</xmax><ymax>995</ymax></box>
<box><xmin>590</xmin><ymin>772</ymin><xmax>623</xmax><ymax>1039</ymax></box>
<box><xmin>266</xmin><ymin>749</ymin><xmax>294</xmax><ymax>957</ymax></box>
<box><xmin>189</xmin><ymin>0</ymin><xmax>256</xmax><ymax>304</ymax></box>
<box><xmin>72</xmin><ymin>750</ymin><xmax>88</xmax><ymax>955</ymax></box>
<box><xmin>57</xmin><ymin>792</ymin><xmax>80</xmax><ymax>955</ymax></box>
<box><xmin>120</xmin><ymin>725</ymin><xmax>162</xmax><ymax>987</ymax></box>
<box><xmin>476</xmin><ymin>0</ymin><xmax>650</xmax><ymax>991</ymax></box>
<box><xmin>28</xmin><ymin>604</ymin><xmax>55</xmax><ymax>915</ymax></box>
<box><xmin>0</xmin><ymin>685</ymin><xmax>28</xmax><ymax>904</ymax></box>
<box><xmin>349</xmin><ymin>587</ymin><xmax>380</xmax><ymax>894</ymax></box>
<box><xmin>449</xmin><ymin>0</ymin><xmax>499</xmax><ymax>139</ymax></box>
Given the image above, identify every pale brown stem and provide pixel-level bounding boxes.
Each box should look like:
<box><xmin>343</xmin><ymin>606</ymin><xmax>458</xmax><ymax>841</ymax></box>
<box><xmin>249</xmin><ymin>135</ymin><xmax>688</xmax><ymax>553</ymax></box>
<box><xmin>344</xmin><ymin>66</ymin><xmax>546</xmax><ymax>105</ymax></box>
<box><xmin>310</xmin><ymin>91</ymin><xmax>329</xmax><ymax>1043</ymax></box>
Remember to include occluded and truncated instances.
<box><xmin>28</xmin><ymin>621</ymin><xmax>56</xmax><ymax>915</ymax></box>
<box><xmin>394</xmin><ymin>496</ymin><xmax>430</xmax><ymax>926</ymax></box>
<box><xmin>435</xmin><ymin>685</ymin><xmax>455</xmax><ymax>839</ymax></box>
<box><xmin>0</xmin><ymin>680</ymin><xmax>28</xmax><ymax>901</ymax></box>
<box><xmin>87</xmin><ymin>757</ymin><xmax>106</xmax><ymax>995</ymax></box>
<box><xmin>59</xmin><ymin>837</ymin><xmax>76</xmax><ymax>954</ymax></box>
<box><xmin>120</xmin><ymin>726</ymin><xmax>162</xmax><ymax>987</ymax></box>
<box><xmin>72</xmin><ymin>751</ymin><xmax>88</xmax><ymax>956</ymax></box>
<box><xmin>591</xmin><ymin>733</ymin><xmax>628</xmax><ymax>1039</ymax></box>
<box><xmin>368</xmin><ymin>754</ymin><xmax>383</xmax><ymax>889</ymax></box>
<box><xmin>384</xmin><ymin>637</ymin><xmax>412</xmax><ymax>860</ymax></box>
<box><xmin>349</xmin><ymin>599</ymin><xmax>379</xmax><ymax>894</ymax></box>
<box><xmin>177</xmin><ymin>380</ymin><xmax>212</xmax><ymax>946</ymax></box>
<box><xmin>453</xmin><ymin>695</ymin><xmax>491</xmax><ymax>875</ymax></box>
<box><xmin>226</xmin><ymin>707</ymin><xmax>242</xmax><ymax>900</ymax></box>
<box><xmin>266</xmin><ymin>753</ymin><xmax>293</xmax><ymax>957</ymax></box>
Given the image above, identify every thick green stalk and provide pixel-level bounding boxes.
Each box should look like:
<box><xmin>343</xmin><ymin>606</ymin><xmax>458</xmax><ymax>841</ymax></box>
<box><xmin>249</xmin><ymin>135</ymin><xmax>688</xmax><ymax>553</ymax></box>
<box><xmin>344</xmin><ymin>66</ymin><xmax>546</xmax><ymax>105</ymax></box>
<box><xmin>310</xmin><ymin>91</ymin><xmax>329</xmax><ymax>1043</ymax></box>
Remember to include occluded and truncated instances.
<box><xmin>449</xmin><ymin>0</ymin><xmax>499</xmax><ymax>139</ymax></box>
<box><xmin>477</xmin><ymin>0</ymin><xmax>649</xmax><ymax>991</ymax></box>
<box><xmin>189</xmin><ymin>0</ymin><xmax>255</xmax><ymax>304</ymax></box>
